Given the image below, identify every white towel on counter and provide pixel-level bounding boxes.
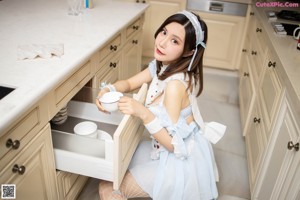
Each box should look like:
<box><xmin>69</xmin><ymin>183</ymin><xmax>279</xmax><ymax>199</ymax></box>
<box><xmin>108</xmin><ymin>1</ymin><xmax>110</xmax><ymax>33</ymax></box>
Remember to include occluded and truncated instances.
<box><xmin>17</xmin><ymin>44</ymin><xmax>64</xmax><ymax>60</ymax></box>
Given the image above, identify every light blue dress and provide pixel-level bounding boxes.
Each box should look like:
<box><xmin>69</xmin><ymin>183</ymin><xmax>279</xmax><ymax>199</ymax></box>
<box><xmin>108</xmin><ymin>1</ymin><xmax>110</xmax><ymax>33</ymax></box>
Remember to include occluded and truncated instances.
<box><xmin>129</xmin><ymin>60</ymin><xmax>226</xmax><ymax>200</ymax></box>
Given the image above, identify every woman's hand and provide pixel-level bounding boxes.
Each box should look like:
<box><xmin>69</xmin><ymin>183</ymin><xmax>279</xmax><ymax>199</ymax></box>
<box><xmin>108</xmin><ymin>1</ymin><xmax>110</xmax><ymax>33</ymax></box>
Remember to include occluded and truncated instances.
<box><xmin>118</xmin><ymin>96</ymin><xmax>149</xmax><ymax>120</ymax></box>
<box><xmin>95</xmin><ymin>88</ymin><xmax>110</xmax><ymax>114</ymax></box>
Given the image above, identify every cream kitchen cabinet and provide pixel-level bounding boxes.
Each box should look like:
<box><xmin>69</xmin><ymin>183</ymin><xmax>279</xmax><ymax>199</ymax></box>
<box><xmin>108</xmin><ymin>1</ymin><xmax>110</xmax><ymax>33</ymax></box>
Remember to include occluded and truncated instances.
<box><xmin>51</xmin><ymin>83</ymin><xmax>147</xmax><ymax>190</ymax></box>
<box><xmin>50</xmin><ymin>14</ymin><xmax>145</xmax><ymax>199</ymax></box>
<box><xmin>239</xmin><ymin>36</ymin><xmax>256</xmax><ymax>136</ymax></box>
<box><xmin>253</xmin><ymin>92</ymin><xmax>300</xmax><ymax>200</ymax></box>
<box><xmin>0</xmin><ymin>123</ymin><xmax>58</xmax><ymax>200</ymax></box>
<box><xmin>93</xmin><ymin>16</ymin><xmax>144</xmax><ymax>88</ymax></box>
<box><xmin>122</xmin><ymin>17</ymin><xmax>144</xmax><ymax>79</ymax></box>
<box><xmin>48</xmin><ymin>60</ymin><xmax>93</xmax><ymax>119</ymax></box>
<box><xmin>240</xmin><ymin>5</ymin><xmax>300</xmax><ymax>200</ymax></box>
<box><xmin>92</xmin><ymin>33</ymin><xmax>122</xmax><ymax>89</ymax></box>
<box><xmin>93</xmin><ymin>52</ymin><xmax>122</xmax><ymax>89</ymax></box>
<box><xmin>190</xmin><ymin>10</ymin><xmax>247</xmax><ymax>70</ymax></box>
<box><xmin>56</xmin><ymin>171</ymin><xmax>88</xmax><ymax>200</ymax></box>
<box><xmin>0</xmin><ymin>96</ymin><xmax>58</xmax><ymax>200</ymax></box>
<box><xmin>245</xmin><ymin>98</ymin><xmax>266</xmax><ymax>191</ymax></box>
<box><xmin>123</xmin><ymin>0</ymin><xmax>186</xmax><ymax>65</ymax></box>
<box><xmin>258</xmin><ymin>49</ymin><xmax>284</xmax><ymax>140</ymax></box>
<box><xmin>248</xmin><ymin>18</ymin><xmax>268</xmax><ymax>83</ymax></box>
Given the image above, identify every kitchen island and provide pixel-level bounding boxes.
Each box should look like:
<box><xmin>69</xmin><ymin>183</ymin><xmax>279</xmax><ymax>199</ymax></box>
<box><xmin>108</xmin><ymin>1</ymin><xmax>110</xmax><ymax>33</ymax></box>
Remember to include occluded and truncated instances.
<box><xmin>0</xmin><ymin>0</ymin><xmax>148</xmax><ymax>199</ymax></box>
<box><xmin>0</xmin><ymin>0</ymin><xmax>147</xmax><ymax>134</ymax></box>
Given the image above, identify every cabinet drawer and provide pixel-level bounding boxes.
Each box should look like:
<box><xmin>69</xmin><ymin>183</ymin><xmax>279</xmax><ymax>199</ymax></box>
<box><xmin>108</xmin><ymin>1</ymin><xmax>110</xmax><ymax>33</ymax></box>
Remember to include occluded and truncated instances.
<box><xmin>49</xmin><ymin>61</ymin><xmax>92</xmax><ymax>118</ymax></box>
<box><xmin>56</xmin><ymin>171</ymin><xmax>88</xmax><ymax>200</ymax></box>
<box><xmin>0</xmin><ymin>98</ymin><xmax>48</xmax><ymax>168</ymax></box>
<box><xmin>94</xmin><ymin>53</ymin><xmax>121</xmax><ymax>88</ymax></box>
<box><xmin>99</xmin><ymin>34</ymin><xmax>122</xmax><ymax>63</ymax></box>
<box><xmin>249</xmin><ymin>38</ymin><xmax>267</xmax><ymax>83</ymax></box>
<box><xmin>125</xmin><ymin>18</ymin><xmax>142</xmax><ymax>40</ymax></box>
<box><xmin>51</xmin><ymin>84</ymin><xmax>147</xmax><ymax>190</ymax></box>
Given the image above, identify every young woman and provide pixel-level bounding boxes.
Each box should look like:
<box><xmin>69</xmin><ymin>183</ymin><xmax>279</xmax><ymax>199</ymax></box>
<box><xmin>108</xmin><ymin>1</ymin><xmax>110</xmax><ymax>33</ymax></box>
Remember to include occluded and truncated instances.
<box><xmin>96</xmin><ymin>10</ymin><xmax>226</xmax><ymax>200</ymax></box>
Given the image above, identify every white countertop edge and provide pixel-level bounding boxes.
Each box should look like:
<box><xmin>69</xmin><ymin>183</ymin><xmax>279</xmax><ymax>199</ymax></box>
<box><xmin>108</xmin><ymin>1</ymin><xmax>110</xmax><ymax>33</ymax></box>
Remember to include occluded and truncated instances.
<box><xmin>0</xmin><ymin>0</ymin><xmax>148</xmax><ymax>133</ymax></box>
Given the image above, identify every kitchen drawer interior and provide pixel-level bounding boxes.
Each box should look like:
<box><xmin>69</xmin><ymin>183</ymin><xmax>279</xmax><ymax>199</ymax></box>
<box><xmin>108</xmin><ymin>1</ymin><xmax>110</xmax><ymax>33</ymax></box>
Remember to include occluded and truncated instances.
<box><xmin>50</xmin><ymin>84</ymin><xmax>147</xmax><ymax>190</ymax></box>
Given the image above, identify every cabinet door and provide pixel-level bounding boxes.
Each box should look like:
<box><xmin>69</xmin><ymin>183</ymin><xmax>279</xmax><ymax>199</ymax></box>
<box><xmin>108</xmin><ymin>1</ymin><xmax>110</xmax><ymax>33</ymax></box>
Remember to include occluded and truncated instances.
<box><xmin>0</xmin><ymin>124</ymin><xmax>58</xmax><ymax>200</ymax></box>
<box><xmin>239</xmin><ymin>53</ymin><xmax>256</xmax><ymax>136</ymax></box>
<box><xmin>142</xmin><ymin>0</ymin><xmax>186</xmax><ymax>59</ymax></box>
<box><xmin>255</xmin><ymin>98</ymin><xmax>299</xmax><ymax>200</ymax></box>
<box><xmin>192</xmin><ymin>11</ymin><xmax>245</xmax><ymax>70</ymax></box>
<box><xmin>258</xmin><ymin>51</ymin><xmax>283</xmax><ymax>140</ymax></box>
<box><xmin>122</xmin><ymin>31</ymin><xmax>142</xmax><ymax>79</ymax></box>
<box><xmin>245</xmin><ymin>99</ymin><xmax>266</xmax><ymax>191</ymax></box>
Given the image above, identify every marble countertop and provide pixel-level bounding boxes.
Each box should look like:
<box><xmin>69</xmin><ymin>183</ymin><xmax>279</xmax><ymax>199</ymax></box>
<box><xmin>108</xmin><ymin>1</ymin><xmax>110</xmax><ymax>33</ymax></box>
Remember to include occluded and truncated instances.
<box><xmin>0</xmin><ymin>0</ymin><xmax>148</xmax><ymax>133</ymax></box>
<box><xmin>253</xmin><ymin>6</ymin><xmax>300</xmax><ymax>103</ymax></box>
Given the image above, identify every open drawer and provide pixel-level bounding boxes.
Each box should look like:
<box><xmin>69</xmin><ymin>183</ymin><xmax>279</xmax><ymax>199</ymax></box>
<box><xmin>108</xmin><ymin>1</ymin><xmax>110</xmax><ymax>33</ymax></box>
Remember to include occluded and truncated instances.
<box><xmin>51</xmin><ymin>84</ymin><xmax>147</xmax><ymax>190</ymax></box>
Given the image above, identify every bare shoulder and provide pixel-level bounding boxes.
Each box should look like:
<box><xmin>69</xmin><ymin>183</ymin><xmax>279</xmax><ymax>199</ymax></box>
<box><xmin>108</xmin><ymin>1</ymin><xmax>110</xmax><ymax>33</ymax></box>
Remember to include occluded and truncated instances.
<box><xmin>165</xmin><ymin>79</ymin><xmax>186</xmax><ymax>96</ymax></box>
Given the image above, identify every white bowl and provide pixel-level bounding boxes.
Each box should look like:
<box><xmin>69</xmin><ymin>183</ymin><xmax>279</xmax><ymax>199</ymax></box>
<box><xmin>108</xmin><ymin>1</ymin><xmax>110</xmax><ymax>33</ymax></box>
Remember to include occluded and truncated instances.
<box><xmin>74</xmin><ymin>121</ymin><xmax>98</xmax><ymax>138</ymax></box>
<box><xmin>99</xmin><ymin>92</ymin><xmax>123</xmax><ymax>112</ymax></box>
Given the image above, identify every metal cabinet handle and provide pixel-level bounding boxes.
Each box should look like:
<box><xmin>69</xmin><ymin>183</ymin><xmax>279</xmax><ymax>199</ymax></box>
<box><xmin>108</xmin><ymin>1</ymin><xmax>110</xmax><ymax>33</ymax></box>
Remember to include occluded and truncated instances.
<box><xmin>243</xmin><ymin>72</ymin><xmax>249</xmax><ymax>77</ymax></box>
<box><xmin>110</xmin><ymin>45</ymin><xmax>117</xmax><ymax>51</ymax></box>
<box><xmin>253</xmin><ymin>117</ymin><xmax>261</xmax><ymax>123</ymax></box>
<box><xmin>6</xmin><ymin>139</ymin><xmax>20</xmax><ymax>150</ymax></box>
<box><xmin>287</xmin><ymin>141</ymin><xmax>299</xmax><ymax>151</ymax></box>
<box><xmin>251</xmin><ymin>51</ymin><xmax>257</xmax><ymax>55</ymax></box>
<box><xmin>242</xmin><ymin>49</ymin><xmax>247</xmax><ymax>52</ymax></box>
<box><xmin>12</xmin><ymin>164</ymin><xmax>26</xmax><ymax>175</ymax></box>
<box><xmin>250</xmin><ymin>12</ymin><xmax>255</xmax><ymax>16</ymax></box>
<box><xmin>109</xmin><ymin>62</ymin><xmax>117</xmax><ymax>68</ymax></box>
<box><xmin>268</xmin><ymin>61</ymin><xmax>276</xmax><ymax>68</ymax></box>
<box><xmin>132</xmin><ymin>40</ymin><xmax>138</xmax><ymax>44</ymax></box>
<box><xmin>132</xmin><ymin>25</ymin><xmax>139</xmax><ymax>30</ymax></box>
<box><xmin>256</xmin><ymin>28</ymin><xmax>262</xmax><ymax>32</ymax></box>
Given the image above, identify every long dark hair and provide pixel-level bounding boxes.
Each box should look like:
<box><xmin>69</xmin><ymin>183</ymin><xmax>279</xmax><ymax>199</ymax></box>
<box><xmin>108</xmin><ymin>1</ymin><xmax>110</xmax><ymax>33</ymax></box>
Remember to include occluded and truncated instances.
<box><xmin>154</xmin><ymin>12</ymin><xmax>208</xmax><ymax>97</ymax></box>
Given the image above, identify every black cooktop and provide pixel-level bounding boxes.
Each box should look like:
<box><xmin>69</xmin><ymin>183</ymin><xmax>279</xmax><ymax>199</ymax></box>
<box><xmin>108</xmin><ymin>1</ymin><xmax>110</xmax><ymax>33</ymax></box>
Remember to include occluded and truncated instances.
<box><xmin>277</xmin><ymin>10</ymin><xmax>300</xmax><ymax>22</ymax></box>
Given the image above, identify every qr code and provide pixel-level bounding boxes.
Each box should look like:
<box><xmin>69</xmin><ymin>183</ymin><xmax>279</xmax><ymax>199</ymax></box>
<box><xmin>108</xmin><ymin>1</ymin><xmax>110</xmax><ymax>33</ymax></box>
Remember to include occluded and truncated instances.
<box><xmin>1</xmin><ymin>184</ymin><xmax>16</xmax><ymax>199</ymax></box>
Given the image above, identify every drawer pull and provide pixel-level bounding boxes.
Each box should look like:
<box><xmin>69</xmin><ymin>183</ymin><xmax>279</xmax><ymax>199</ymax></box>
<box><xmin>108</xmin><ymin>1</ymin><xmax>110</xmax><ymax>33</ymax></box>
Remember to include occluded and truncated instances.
<box><xmin>250</xmin><ymin>12</ymin><xmax>255</xmax><ymax>16</ymax></box>
<box><xmin>268</xmin><ymin>61</ymin><xmax>276</xmax><ymax>68</ymax></box>
<box><xmin>12</xmin><ymin>164</ymin><xmax>26</xmax><ymax>175</ymax></box>
<box><xmin>242</xmin><ymin>49</ymin><xmax>247</xmax><ymax>52</ymax></box>
<box><xmin>251</xmin><ymin>51</ymin><xmax>257</xmax><ymax>55</ymax></box>
<box><xmin>6</xmin><ymin>139</ymin><xmax>20</xmax><ymax>150</ymax></box>
<box><xmin>110</xmin><ymin>45</ymin><xmax>118</xmax><ymax>51</ymax></box>
<box><xmin>132</xmin><ymin>40</ymin><xmax>138</xmax><ymax>44</ymax></box>
<box><xmin>132</xmin><ymin>25</ymin><xmax>139</xmax><ymax>30</ymax></box>
<box><xmin>243</xmin><ymin>72</ymin><xmax>249</xmax><ymax>77</ymax></box>
<box><xmin>253</xmin><ymin>117</ymin><xmax>261</xmax><ymax>123</ymax></box>
<box><xmin>287</xmin><ymin>141</ymin><xmax>299</xmax><ymax>151</ymax></box>
<box><xmin>256</xmin><ymin>28</ymin><xmax>262</xmax><ymax>32</ymax></box>
<box><xmin>110</xmin><ymin>62</ymin><xmax>117</xmax><ymax>68</ymax></box>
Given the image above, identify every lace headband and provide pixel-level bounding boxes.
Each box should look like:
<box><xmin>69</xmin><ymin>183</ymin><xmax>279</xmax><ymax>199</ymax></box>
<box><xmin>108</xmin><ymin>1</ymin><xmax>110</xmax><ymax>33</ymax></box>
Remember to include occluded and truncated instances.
<box><xmin>178</xmin><ymin>10</ymin><xmax>206</xmax><ymax>71</ymax></box>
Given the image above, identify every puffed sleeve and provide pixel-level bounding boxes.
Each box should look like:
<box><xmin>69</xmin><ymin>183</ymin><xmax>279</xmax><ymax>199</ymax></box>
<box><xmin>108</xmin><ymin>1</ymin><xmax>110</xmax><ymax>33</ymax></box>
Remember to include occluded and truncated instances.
<box><xmin>148</xmin><ymin>59</ymin><xmax>157</xmax><ymax>78</ymax></box>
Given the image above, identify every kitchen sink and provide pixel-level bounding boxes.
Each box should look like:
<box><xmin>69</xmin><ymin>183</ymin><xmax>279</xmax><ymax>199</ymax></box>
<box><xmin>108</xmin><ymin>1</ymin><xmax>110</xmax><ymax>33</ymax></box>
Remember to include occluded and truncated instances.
<box><xmin>0</xmin><ymin>86</ymin><xmax>15</xmax><ymax>100</ymax></box>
